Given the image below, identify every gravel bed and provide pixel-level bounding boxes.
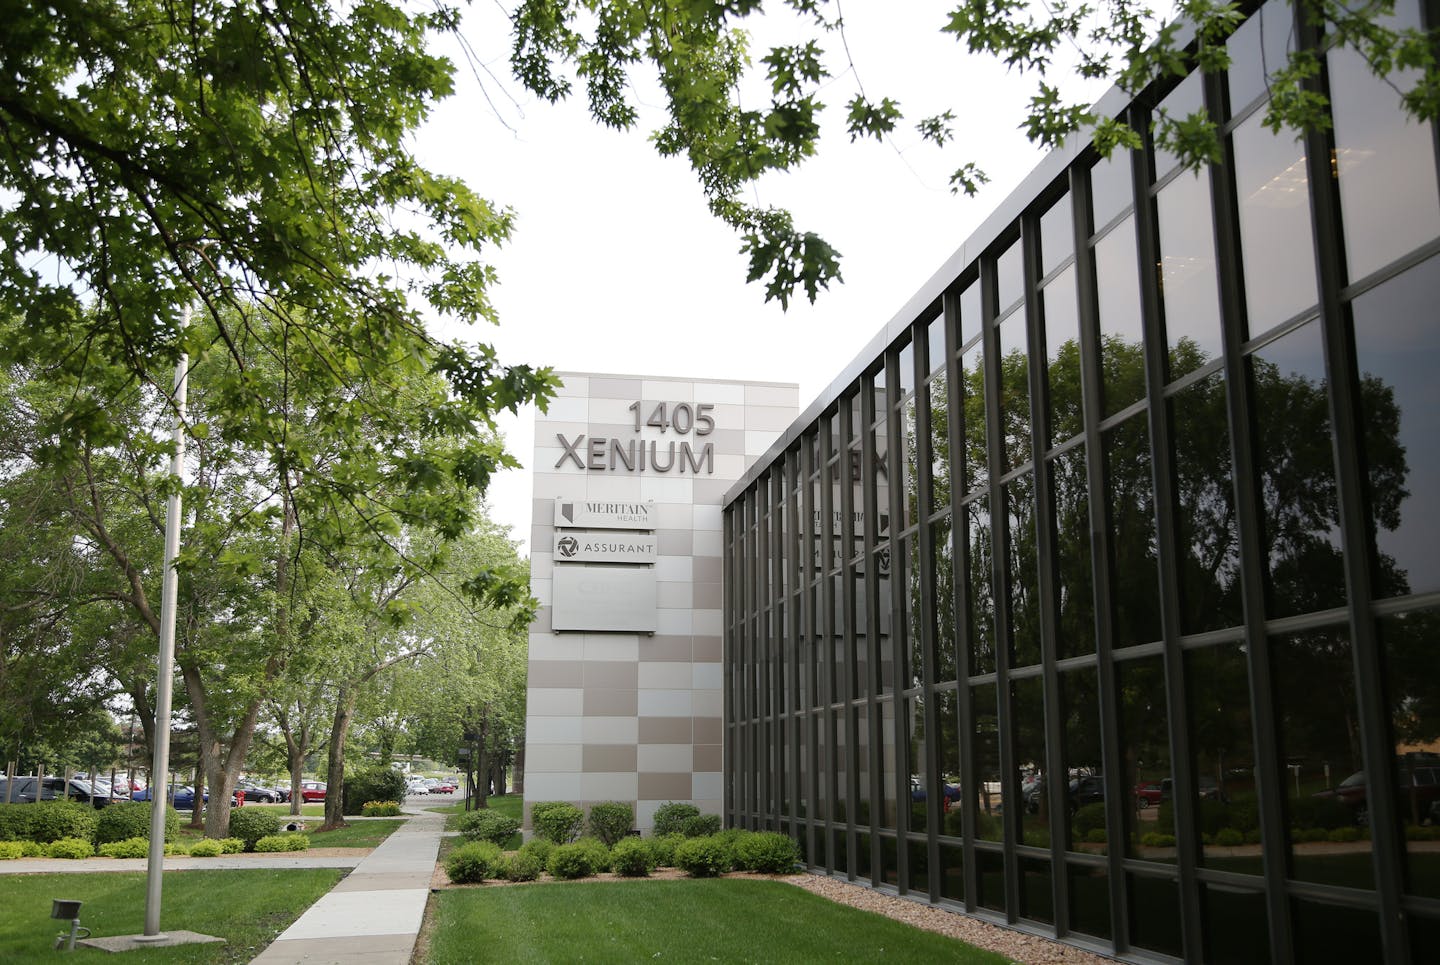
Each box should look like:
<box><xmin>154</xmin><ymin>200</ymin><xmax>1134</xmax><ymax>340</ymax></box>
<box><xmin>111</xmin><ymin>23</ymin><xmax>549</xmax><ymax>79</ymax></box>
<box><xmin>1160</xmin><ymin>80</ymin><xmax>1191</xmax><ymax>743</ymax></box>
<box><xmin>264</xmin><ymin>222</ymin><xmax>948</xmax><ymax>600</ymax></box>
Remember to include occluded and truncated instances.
<box><xmin>782</xmin><ymin>873</ymin><xmax>1112</xmax><ymax>965</ymax></box>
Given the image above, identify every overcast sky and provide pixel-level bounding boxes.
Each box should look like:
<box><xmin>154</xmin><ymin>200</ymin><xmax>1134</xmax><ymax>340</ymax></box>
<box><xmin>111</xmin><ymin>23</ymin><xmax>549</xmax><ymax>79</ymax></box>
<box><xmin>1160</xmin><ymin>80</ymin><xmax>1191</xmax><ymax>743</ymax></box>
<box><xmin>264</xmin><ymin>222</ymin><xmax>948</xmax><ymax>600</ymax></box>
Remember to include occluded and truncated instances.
<box><xmin>415</xmin><ymin>3</ymin><xmax>1111</xmax><ymax>554</ymax></box>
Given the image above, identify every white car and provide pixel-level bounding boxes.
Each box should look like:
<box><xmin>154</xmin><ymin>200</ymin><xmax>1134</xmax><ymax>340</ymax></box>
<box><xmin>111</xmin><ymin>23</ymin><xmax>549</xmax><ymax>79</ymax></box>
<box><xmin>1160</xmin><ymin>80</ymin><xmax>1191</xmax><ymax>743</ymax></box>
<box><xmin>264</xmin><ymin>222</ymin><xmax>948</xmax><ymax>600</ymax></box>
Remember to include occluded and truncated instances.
<box><xmin>405</xmin><ymin>781</ymin><xmax>429</xmax><ymax>795</ymax></box>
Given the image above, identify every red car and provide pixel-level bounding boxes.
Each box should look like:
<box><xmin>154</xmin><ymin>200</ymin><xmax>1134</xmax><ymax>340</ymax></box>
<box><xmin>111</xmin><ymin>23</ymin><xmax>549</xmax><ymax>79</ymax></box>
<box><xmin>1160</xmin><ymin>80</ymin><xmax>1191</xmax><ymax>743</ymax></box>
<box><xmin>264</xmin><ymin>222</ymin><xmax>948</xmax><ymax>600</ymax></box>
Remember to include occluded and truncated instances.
<box><xmin>1134</xmin><ymin>782</ymin><xmax>1165</xmax><ymax>809</ymax></box>
<box><xmin>299</xmin><ymin>780</ymin><xmax>327</xmax><ymax>802</ymax></box>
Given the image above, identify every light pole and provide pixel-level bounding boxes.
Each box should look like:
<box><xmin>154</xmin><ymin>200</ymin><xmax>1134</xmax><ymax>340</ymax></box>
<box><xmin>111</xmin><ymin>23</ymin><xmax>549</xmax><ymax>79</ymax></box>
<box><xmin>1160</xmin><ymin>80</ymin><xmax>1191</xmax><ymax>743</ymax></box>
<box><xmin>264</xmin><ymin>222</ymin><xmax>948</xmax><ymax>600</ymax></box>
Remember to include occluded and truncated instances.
<box><xmin>138</xmin><ymin>302</ymin><xmax>190</xmax><ymax>941</ymax></box>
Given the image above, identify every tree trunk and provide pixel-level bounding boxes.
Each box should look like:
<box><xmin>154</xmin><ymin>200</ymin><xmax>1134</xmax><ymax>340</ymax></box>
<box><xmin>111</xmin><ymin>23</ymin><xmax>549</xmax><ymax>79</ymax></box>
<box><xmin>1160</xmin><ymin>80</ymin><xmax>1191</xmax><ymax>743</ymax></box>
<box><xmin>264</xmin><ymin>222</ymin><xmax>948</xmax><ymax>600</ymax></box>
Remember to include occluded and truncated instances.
<box><xmin>319</xmin><ymin>686</ymin><xmax>358</xmax><ymax>831</ymax></box>
<box><xmin>474</xmin><ymin>707</ymin><xmax>489</xmax><ymax>808</ymax></box>
<box><xmin>513</xmin><ymin>740</ymin><xmax>524</xmax><ymax>796</ymax></box>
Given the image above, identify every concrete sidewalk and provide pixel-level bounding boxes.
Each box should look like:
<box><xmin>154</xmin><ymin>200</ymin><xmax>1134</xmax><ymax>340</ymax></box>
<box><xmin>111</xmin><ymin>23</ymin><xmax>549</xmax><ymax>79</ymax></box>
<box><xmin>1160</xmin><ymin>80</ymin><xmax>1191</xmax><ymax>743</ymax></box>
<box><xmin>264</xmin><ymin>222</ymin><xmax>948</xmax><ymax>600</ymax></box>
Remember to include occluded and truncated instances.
<box><xmin>249</xmin><ymin>807</ymin><xmax>445</xmax><ymax>965</ymax></box>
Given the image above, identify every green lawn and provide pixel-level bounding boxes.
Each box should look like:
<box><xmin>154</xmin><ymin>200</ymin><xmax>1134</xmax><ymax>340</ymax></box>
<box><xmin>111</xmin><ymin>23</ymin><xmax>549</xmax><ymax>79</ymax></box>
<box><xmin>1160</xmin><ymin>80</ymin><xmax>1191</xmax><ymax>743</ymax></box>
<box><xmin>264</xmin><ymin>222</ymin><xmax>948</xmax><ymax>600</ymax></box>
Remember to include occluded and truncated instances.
<box><xmin>0</xmin><ymin>869</ymin><xmax>341</xmax><ymax>963</ymax></box>
<box><xmin>424</xmin><ymin>879</ymin><xmax>1008</xmax><ymax>964</ymax></box>
<box><xmin>172</xmin><ymin>817</ymin><xmax>402</xmax><ymax>850</ymax></box>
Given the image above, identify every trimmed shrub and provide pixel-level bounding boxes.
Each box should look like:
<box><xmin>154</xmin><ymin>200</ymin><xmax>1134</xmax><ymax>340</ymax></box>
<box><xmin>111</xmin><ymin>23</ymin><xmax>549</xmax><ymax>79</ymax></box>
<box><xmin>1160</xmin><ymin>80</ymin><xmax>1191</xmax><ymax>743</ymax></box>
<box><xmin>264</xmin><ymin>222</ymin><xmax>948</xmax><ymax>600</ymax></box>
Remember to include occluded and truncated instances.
<box><xmin>99</xmin><ymin>838</ymin><xmax>150</xmax><ymax>858</ymax></box>
<box><xmin>646</xmin><ymin>833</ymin><xmax>686</xmax><ymax>868</ymax></box>
<box><xmin>446</xmin><ymin>841</ymin><xmax>503</xmax><ymax>883</ymax></box>
<box><xmin>47</xmin><ymin>837</ymin><xmax>95</xmax><ymax>859</ymax></box>
<box><xmin>1328</xmin><ymin>826</ymin><xmax>1361</xmax><ymax>843</ymax></box>
<box><xmin>20</xmin><ymin>841</ymin><xmax>44</xmax><ymax>857</ymax></box>
<box><xmin>229</xmin><ymin>808</ymin><xmax>282</xmax><ymax>852</ymax></box>
<box><xmin>1288</xmin><ymin>795</ymin><xmax>1353</xmax><ymax>831</ymax></box>
<box><xmin>1214</xmin><ymin>828</ymin><xmax>1245</xmax><ymax>847</ymax></box>
<box><xmin>588</xmin><ymin>802</ymin><xmax>634</xmax><ymax>847</ymax></box>
<box><xmin>0</xmin><ymin>840</ymin><xmax>25</xmax><ymax>859</ymax></box>
<box><xmin>254</xmin><ymin>833</ymin><xmax>309</xmax><ymax>852</ymax></box>
<box><xmin>95</xmin><ymin>801</ymin><xmax>179</xmax><ymax>845</ymax></box>
<box><xmin>531</xmin><ymin>802</ymin><xmax>584</xmax><ymax>844</ymax></box>
<box><xmin>502</xmin><ymin>849</ymin><xmax>544</xmax><ymax>882</ymax></box>
<box><xmin>518</xmin><ymin>837</ymin><xmax>554</xmax><ymax>867</ymax></box>
<box><xmin>611</xmin><ymin>837</ymin><xmax>655</xmax><ymax>877</ymax></box>
<box><xmin>1140</xmin><ymin>832</ymin><xmax>1177</xmax><ymax>847</ymax></box>
<box><xmin>0</xmin><ymin>804</ymin><xmax>32</xmax><ymax>841</ymax></box>
<box><xmin>188</xmin><ymin>838</ymin><xmax>224</xmax><ymax>857</ymax></box>
<box><xmin>547</xmin><ymin>842</ymin><xmax>599</xmax><ymax>879</ymax></box>
<box><xmin>343</xmin><ymin>767</ymin><xmax>407</xmax><ymax>816</ymax></box>
<box><xmin>681</xmin><ymin>814</ymin><xmax>722</xmax><ymax>838</ymax></box>
<box><xmin>361</xmin><ymin>801</ymin><xmax>402</xmax><ymax>817</ymax></box>
<box><xmin>220</xmin><ymin>837</ymin><xmax>244</xmax><ymax>854</ymax></box>
<box><xmin>675</xmin><ymin>835</ymin><xmax>732</xmax><ymax>877</ymax></box>
<box><xmin>652</xmin><ymin>801</ymin><xmax>700</xmax><ymax>837</ymax></box>
<box><xmin>573</xmin><ymin>836</ymin><xmax>612</xmax><ymax>873</ymax></box>
<box><xmin>27</xmin><ymin>802</ymin><xmax>98</xmax><ymax>844</ymax></box>
<box><xmin>1071</xmin><ymin>802</ymin><xmax>1107</xmax><ymax>839</ymax></box>
<box><xmin>734</xmin><ymin>831</ymin><xmax>800</xmax><ymax>873</ymax></box>
<box><xmin>164</xmin><ymin>842</ymin><xmax>190</xmax><ymax>856</ymax></box>
<box><xmin>1085</xmin><ymin>829</ymin><xmax>1107</xmax><ymax>844</ymax></box>
<box><xmin>458</xmin><ymin>809</ymin><xmax>521</xmax><ymax>846</ymax></box>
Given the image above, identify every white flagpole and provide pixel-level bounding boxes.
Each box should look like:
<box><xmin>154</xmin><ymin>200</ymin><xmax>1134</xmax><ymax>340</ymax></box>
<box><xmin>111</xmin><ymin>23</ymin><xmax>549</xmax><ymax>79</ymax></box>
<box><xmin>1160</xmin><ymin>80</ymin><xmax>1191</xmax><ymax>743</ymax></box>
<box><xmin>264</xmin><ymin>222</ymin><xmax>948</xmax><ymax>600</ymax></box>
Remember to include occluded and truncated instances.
<box><xmin>140</xmin><ymin>301</ymin><xmax>191</xmax><ymax>939</ymax></box>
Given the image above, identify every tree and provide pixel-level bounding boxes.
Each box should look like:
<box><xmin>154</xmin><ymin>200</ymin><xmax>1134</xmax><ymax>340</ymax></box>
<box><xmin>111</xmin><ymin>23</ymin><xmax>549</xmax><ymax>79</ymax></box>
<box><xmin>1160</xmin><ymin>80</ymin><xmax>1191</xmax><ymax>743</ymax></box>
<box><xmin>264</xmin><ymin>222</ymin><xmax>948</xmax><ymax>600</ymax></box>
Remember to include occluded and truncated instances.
<box><xmin>512</xmin><ymin>0</ymin><xmax>1439</xmax><ymax>306</ymax></box>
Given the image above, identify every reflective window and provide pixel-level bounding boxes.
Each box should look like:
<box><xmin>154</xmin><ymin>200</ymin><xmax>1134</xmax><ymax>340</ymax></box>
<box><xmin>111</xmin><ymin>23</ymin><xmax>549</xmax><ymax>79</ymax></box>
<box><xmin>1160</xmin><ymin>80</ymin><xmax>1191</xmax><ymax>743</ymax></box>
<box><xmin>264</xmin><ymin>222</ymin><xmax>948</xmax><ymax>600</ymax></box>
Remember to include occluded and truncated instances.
<box><xmin>1069</xmin><ymin>864</ymin><xmax>1112</xmax><ymax>940</ymax></box>
<box><xmin>898</xmin><ymin>340</ymin><xmax>916</xmax><ymax>397</ymax></box>
<box><xmin>959</xmin><ymin>279</ymin><xmax>983</xmax><ymax>347</ymax></box>
<box><xmin>1050</xmin><ymin>446</ymin><xmax>1094</xmax><ymax>658</ymax></box>
<box><xmin>1153</xmin><ymin>71</ymin><xmax>1205</xmax><ymax>179</ymax></box>
<box><xmin>1379</xmin><ymin>610</ymin><xmax>1440</xmax><ymax>900</ymax></box>
<box><xmin>966</xmin><ymin>496</ymin><xmax>996</xmax><ymax>676</ymax></box>
<box><xmin>1040</xmin><ymin>192</ymin><xmax>1074</xmax><ymax>277</ymax></box>
<box><xmin>1091</xmin><ymin>151</ymin><xmax>1133</xmax><ymax>230</ymax></box>
<box><xmin>928</xmin><ymin>378</ymin><xmax>952</xmax><ymax>514</ymax></box>
<box><xmin>1044</xmin><ymin>265</ymin><xmax>1084</xmax><ymax>446</ymax></box>
<box><xmin>904</xmin><ymin>537</ymin><xmax>922</xmax><ymax>689</ymax></box>
<box><xmin>1227</xmin><ymin>0</ymin><xmax>1296</xmax><ymax>115</ymax></box>
<box><xmin>1095</xmin><ymin>216</ymin><xmax>1147</xmax><ymax>415</ymax></box>
<box><xmin>1329</xmin><ymin>0</ymin><xmax>1440</xmax><ymax>281</ymax></box>
<box><xmin>997</xmin><ymin>240</ymin><xmax>1024</xmax><ymax>315</ymax></box>
<box><xmin>899</xmin><ymin>397</ymin><xmax>917</xmax><ymax>531</ymax></box>
<box><xmin>1169</xmin><ymin>372</ymin><xmax>1242</xmax><ymax>633</ymax></box>
<box><xmin>927</xmin><ymin>313</ymin><xmax>947</xmax><ymax>375</ymax></box>
<box><xmin>973</xmin><ymin>683</ymin><xmax>1003</xmax><ymax>841</ymax></box>
<box><xmin>1233</xmin><ymin>111</ymin><xmax>1317</xmax><ymax>334</ymax></box>
<box><xmin>1106</xmin><ymin>415</ymin><xmax>1161</xmax><ymax>647</ymax></box>
<box><xmin>1157</xmin><ymin>169</ymin><xmax>1223</xmax><ymax>374</ymax></box>
<box><xmin>999</xmin><ymin>310</ymin><xmax>1031</xmax><ymax>470</ymax></box>
<box><xmin>1273</xmin><ymin>627</ymin><xmax>1369</xmax><ymax>887</ymax></box>
<box><xmin>1128</xmin><ymin>873</ymin><xmax>1184</xmax><ymax>957</ymax></box>
<box><xmin>1188</xmin><ymin>645</ymin><xmax>1260</xmax><ymax>870</ymax></box>
<box><xmin>1119</xmin><ymin>655</ymin><xmax>1172</xmax><ymax>861</ymax></box>
<box><xmin>1202</xmin><ymin>885</ymin><xmax>1272</xmax><ymax>965</ymax></box>
<box><xmin>933</xmin><ymin>530</ymin><xmax>958</xmax><ymax>685</ymax></box>
<box><xmin>1061</xmin><ymin>668</ymin><xmax>1102</xmax><ymax>853</ymax></box>
<box><xmin>1351</xmin><ymin>254</ymin><xmax>1440</xmax><ymax>598</ymax></box>
<box><xmin>1012</xmin><ymin>675</ymin><xmax>1046</xmax><ymax>840</ymax></box>
<box><xmin>961</xmin><ymin>343</ymin><xmax>988</xmax><ymax>494</ymax></box>
<box><xmin>1006</xmin><ymin>474</ymin><xmax>1040</xmax><ymax>668</ymax></box>
<box><xmin>1249</xmin><ymin>322</ymin><xmax>1345</xmax><ymax>617</ymax></box>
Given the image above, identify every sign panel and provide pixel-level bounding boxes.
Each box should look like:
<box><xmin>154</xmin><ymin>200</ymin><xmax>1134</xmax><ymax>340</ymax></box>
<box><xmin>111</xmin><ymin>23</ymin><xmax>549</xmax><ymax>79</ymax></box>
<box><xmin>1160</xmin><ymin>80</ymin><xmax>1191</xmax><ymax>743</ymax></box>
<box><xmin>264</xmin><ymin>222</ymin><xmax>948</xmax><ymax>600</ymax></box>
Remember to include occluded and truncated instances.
<box><xmin>554</xmin><ymin>498</ymin><xmax>656</xmax><ymax>530</ymax></box>
<box><xmin>552</xmin><ymin>565</ymin><xmax>657</xmax><ymax>633</ymax></box>
<box><xmin>553</xmin><ymin>531</ymin><xmax>658</xmax><ymax>564</ymax></box>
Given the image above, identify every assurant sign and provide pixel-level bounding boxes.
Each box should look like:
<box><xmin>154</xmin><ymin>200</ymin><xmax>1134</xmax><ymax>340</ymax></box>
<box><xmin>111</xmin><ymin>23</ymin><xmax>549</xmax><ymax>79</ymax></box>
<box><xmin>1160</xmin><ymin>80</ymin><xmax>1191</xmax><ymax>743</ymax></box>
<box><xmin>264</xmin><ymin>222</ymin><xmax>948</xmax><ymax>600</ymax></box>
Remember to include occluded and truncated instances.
<box><xmin>554</xmin><ymin>400</ymin><xmax>718</xmax><ymax>474</ymax></box>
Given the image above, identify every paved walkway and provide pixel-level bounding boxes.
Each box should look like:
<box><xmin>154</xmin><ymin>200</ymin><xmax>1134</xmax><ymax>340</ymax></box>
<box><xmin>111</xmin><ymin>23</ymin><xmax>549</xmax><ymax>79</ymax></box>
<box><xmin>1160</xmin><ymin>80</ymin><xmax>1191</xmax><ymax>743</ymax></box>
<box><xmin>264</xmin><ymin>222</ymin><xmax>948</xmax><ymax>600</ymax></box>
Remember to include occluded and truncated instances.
<box><xmin>250</xmin><ymin>807</ymin><xmax>445</xmax><ymax>965</ymax></box>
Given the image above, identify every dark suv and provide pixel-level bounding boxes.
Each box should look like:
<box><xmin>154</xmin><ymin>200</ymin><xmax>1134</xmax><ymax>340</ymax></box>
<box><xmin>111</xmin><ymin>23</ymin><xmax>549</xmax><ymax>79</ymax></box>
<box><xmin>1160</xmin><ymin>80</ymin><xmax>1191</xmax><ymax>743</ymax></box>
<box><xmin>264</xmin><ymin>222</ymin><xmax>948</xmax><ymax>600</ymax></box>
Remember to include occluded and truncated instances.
<box><xmin>0</xmin><ymin>776</ymin><xmax>111</xmax><ymax>808</ymax></box>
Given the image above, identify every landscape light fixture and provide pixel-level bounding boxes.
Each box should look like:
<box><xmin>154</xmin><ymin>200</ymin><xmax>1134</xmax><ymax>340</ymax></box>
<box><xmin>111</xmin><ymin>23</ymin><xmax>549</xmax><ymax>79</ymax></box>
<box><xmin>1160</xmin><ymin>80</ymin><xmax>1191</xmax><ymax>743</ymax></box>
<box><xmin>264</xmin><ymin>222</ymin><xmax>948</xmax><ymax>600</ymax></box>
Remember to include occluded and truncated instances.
<box><xmin>50</xmin><ymin>899</ymin><xmax>89</xmax><ymax>952</ymax></box>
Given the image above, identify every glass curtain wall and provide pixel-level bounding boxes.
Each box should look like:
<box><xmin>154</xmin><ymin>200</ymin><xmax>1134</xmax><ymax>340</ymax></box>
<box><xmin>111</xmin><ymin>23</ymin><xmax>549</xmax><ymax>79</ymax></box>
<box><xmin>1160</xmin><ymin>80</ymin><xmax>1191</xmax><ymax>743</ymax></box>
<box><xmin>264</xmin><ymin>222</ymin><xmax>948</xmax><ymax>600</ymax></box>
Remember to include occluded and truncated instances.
<box><xmin>725</xmin><ymin>2</ymin><xmax>1440</xmax><ymax>961</ymax></box>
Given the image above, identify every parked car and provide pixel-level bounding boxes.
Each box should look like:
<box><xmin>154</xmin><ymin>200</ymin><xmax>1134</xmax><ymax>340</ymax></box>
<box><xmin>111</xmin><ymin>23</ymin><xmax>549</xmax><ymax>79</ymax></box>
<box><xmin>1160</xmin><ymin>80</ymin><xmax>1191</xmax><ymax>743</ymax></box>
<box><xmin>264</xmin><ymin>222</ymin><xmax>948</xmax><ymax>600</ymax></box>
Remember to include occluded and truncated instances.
<box><xmin>1069</xmin><ymin>776</ymin><xmax>1106</xmax><ymax>810</ymax></box>
<box><xmin>299</xmin><ymin>780</ymin><xmax>327</xmax><ymax>802</ymax></box>
<box><xmin>431</xmin><ymin>780</ymin><xmax>458</xmax><ymax>794</ymax></box>
<box><xmin>1134</xmin><ymin>782</ymin><xmax>1165</xmax><ymax>808</ymax></box>
<box><xmin>131</xmin><ymin>785</ymin><xmax>207</xmax><ymax>809</ymax></box>
<box><xmin>0</xmin><ymin>777</ymin><xmax>112</xmax><ymax>808</ymax></box>
<box><xmin>909</xmin><ymin>777</ymin><xmax>961</xmax><ymax>807</ymax></box>
<box><xmin>1313</xmin><ymin>755</ymin><xmax>1440</xmax><ymax>825</ymax></box>
<box><xmin>233</xmin><ymin>781</ymin><xmax>284</xmax><ymax>804</ymax></box>
<box><xmin>405</xmin><ymin>780</ymin><xmax>430</xmax><ymax>796</ymax></box>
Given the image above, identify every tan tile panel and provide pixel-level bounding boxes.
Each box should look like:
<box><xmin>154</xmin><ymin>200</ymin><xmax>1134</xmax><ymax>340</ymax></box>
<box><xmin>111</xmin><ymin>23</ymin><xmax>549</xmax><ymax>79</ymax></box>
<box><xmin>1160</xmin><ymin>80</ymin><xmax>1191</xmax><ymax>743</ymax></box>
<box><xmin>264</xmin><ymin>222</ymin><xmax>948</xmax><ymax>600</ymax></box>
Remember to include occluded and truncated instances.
<box><xmin>582</xmin><ymin>744</ymin><xmax>638</xmax><ymax>772</ymax></box>
<box><xmin>589</xmin><ymin>378</ymin><xmax>642</xmax><ymax>399</ymax></box>
<box><xmin>692</xmin><ymin>716</ymin><xmax>723</xmax><ymax>744</ymax></box>
<box><xmin>693</xmin><ymin>744</ymin><xmax>723</xmax><ymax>772</ymax></box>
<box><xmin>528</xmin><ymin>661</ymin><xmax>583</xmax><ymax>688</ymax></box>
<box><xmin>693</xmin><ymin>556</ymin><xmax>723</xmax><ymax>582</ymax></box>
<box><xmin>692</xmin><ymin>635</ymin><xmax>722</xmax><ymax>662</ymax></box>
<box><xmin>638</xmin><ymin>772</ymin><xmax>693</xmax><ymax>801</ymax></box>
<box><xmin>583</xmin><ymin>689</ymin><xmax>638</xmax><ymax>717</ymax></box>
<box><xmin>638</xmin><ymin>716</ymin><xmax>693</xmax><ymax>744</ymax></box>
<box><xmin>584</xmin><ymin>662</ymin><xmax>639</xmax><ymax>689</ymax></box>
<box><xmin>640</xmin><ymin>635</ymin><xmax>692</xmax><ymax>662</ymax></box>
<box><xmin>692</xmin><ymin>581</ymin><xmax>721</xmax><ymax>609</ymax></box>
